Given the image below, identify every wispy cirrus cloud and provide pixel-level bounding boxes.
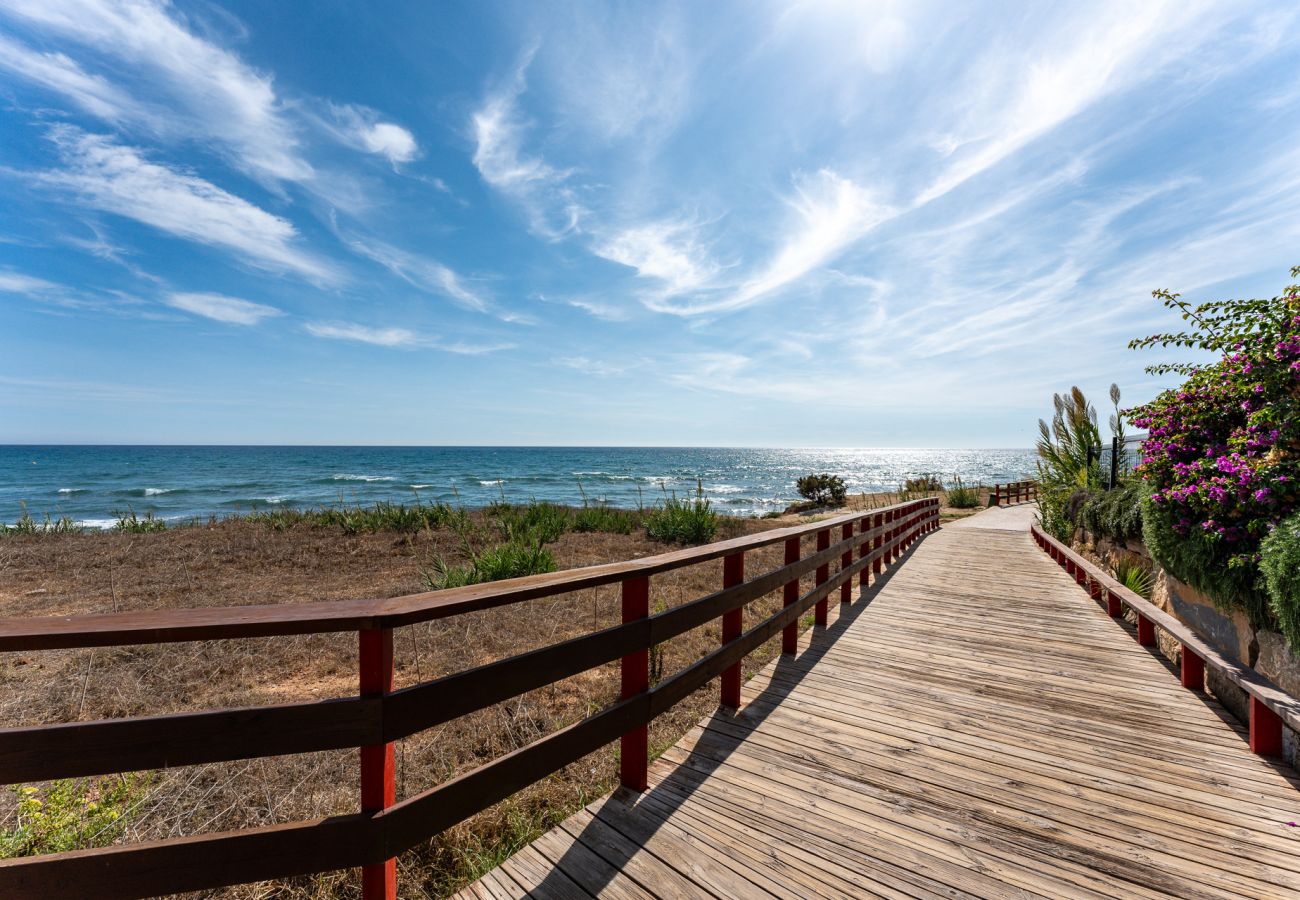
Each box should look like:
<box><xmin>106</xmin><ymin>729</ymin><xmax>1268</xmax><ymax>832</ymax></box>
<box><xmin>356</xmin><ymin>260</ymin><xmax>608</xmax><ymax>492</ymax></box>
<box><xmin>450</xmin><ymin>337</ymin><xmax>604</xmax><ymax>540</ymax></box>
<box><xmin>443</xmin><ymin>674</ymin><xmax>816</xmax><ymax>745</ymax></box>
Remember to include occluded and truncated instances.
<box><xmin>317</xmin><ymin>103</ymin><xmax>419</xmax><ymax>165</ymax></box>
<box><xmin>305</xmin><ymin>321</ymin><xmax>515</xmax><ymax>354</ymax></box>
<box><xmin>164</xmin><ymin>291</ymin><xmax>282</xmax><ymax>325</ymax></box>
<box><xmin>30</xmin><ymin>128</ymin><xmax>336</xmax><ymax>282</ymax></box>
<box><xmin>339</xmin><ymin>231</ymin><xmax>489</xmax><ymax>312</ymax></box>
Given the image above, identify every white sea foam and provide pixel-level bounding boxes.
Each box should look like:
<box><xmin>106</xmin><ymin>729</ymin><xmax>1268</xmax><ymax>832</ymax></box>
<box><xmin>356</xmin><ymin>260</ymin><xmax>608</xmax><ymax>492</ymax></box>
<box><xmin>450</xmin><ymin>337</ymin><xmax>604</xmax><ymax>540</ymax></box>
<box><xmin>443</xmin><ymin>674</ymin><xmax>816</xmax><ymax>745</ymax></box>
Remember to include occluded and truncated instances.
<box><xmin>144</xmin><ymin>487</ymin><xmax>170</xmax><ymax>496</ymax></box>
<box><xmin>410</xmin><ymin>484</ymin><xmax>433</xmax><ymax>489</ymax></box>
<box><xmin>76</xmin><ymin>518</ymin><xmax>119</xmax><ymax>530</ymax></box>
<box><xmin>479</xmin><ymin>479</ymin><xmax>504</xmax><ymax>486</ymax></box>
<box><xmin>332</xmin><ymin>474</ymin><xmax>395</xmax><ymax>482</ymax></box>
<box><xmin>57</xmin><ymin>487</ymin><xmax>88</xmax><ymax>494</ymax></box>
<box><xmin>707</xmin><ymin>484</ymin><xmax>745</xmax><ymax>494</ymax></box>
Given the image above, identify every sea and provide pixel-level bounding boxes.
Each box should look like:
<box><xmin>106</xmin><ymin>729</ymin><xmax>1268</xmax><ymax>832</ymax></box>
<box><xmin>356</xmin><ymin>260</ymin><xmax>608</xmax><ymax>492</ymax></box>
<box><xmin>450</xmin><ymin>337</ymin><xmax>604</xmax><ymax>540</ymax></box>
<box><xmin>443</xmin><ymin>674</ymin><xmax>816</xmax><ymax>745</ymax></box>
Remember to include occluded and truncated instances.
<box><xmin>0</xmin><ymin>446</ymin><xmax>1037</xmax><ymax>529</ymax></box>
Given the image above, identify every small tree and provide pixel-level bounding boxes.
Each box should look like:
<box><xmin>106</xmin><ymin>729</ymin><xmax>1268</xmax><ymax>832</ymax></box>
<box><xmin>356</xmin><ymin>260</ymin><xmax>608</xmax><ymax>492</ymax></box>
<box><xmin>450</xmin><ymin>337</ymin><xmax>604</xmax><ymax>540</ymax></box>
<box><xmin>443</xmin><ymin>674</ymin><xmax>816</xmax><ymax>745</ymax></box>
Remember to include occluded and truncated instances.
<box><xmin>797</xmin><ymin>474</ymin><xmax>847</xmax><ymax>507</ymax></box>
<box><xmin>1036</xmin><ymin>386</ymin><xmax>1103</xmax><ymax>539</ymax></box>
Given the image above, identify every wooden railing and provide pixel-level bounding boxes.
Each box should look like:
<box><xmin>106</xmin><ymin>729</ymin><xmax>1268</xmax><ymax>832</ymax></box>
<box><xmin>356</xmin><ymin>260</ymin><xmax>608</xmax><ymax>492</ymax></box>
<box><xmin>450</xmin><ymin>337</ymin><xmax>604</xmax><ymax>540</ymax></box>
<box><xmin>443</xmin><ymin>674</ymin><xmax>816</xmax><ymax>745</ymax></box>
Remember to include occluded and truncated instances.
<box><xmin>0</xmin><ymin>498</ymin><xmax>940</xmax><ymax>900</ymax></box>
<box><xmin>1032</xmin><ymin>524</ymin><xmax>1300</xmax><ymax>756</ymax></box>
<box><xmin>991</xmin><ymin>480</ymin><xmax>1037</xmax><ymax>506</ymax></box>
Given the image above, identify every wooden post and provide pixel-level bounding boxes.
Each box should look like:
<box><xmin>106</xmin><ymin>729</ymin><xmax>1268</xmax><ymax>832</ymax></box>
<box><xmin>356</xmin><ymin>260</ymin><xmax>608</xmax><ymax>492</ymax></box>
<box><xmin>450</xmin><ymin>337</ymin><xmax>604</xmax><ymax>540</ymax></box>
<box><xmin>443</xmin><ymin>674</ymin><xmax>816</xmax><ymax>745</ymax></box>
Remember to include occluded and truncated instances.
<box><xmin>1137</xmin><ymin>616</ymin><xmax>1156</xmax><ymax>647</ymax></box>
<box><xmin>360</xmin><ymin>628</ymin><xmax>396</xmax><ymax>900</ymax></box>
<box><xmin>840</xmin><ymin>522</ymin><xmax>853</xmax><ymax>604</ymax></box>
<box><xmin>993</xmin><ymin>485</ymin><xmax>1001</xmax><ymax>506</ymax></box>
<box><xmin>1250</xmin><ymin>696</ymin><xmax>1283</xmax><ymax>756</ymax></box>
<box><xmin>721</xmin><ymin>553</ymin><xmax>745</xmax><ymax>708</ymax></box>
<box><xmin>872</xmin><ymin>513</ymin><xmax>883</xmax><ymax>575</ymax></box>
<box><xmin>858</xmin><ymin>518</ymin><xmax>870</xmax><ymax>590</ymax></box>
<box><xmin>620</xmin><ymin>576</ymin><xmax>650</xmax><ymax>790</ymax></box>
<box><xmin>815</xmin><ymin>529</ymin><xmax>830</xmax><ymax>626</ymax></box>
<box><xmin>1089</xmin><ymin>578</ymin><xmax>1102</xmax><ymax>603</ymax></box>
<box><xmin>783</xmin><ymin>537</ymin><xmax>800</xmax><ymax>654</ymax></box>
<box><xmin>1180</xmin><ymin>644</ymin><xmax>1204</xmax><ymax>692</ymax></box>
<box><xmin>1106</xmin><ymin>590</ymin><xmax>1123</xmax><ymax>618</ymax></box>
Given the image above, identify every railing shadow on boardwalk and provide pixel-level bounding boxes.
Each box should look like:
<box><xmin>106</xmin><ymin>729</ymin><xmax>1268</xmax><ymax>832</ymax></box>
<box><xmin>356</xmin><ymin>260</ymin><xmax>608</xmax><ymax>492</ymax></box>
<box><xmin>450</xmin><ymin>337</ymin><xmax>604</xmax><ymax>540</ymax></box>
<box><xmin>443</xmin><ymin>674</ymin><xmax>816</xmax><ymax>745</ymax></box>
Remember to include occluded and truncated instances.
<box><xmin>531</xmin><ymin>535</ymin><xmax>926</xmax><ymax>896</ymax></box>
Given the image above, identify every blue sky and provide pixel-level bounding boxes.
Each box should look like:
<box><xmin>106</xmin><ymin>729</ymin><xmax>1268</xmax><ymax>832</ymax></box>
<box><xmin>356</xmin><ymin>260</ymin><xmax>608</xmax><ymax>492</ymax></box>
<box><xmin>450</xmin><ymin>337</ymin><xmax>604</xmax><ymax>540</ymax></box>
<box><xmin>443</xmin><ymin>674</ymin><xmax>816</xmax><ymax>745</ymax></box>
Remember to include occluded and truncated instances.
<box><xmin>1</xmin><ymin>0</ymin><xmax>1298</xmax><ymax>447</ymax></box>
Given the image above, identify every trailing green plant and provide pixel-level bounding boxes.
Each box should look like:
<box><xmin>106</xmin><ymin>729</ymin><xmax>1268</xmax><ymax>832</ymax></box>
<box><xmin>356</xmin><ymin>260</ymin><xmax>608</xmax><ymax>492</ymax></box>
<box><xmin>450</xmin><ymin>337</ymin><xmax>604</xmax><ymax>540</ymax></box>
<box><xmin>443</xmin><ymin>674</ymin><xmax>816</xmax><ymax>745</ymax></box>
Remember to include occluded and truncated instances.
<box><xmin>944</xmin><ymin>477</ymin><xmax>979</xmax><ymax>509</ymax></box>
<box><xmin>1</xmin><ymin>774</ymin><xmax>151</xmax><ymax>858</ymax></box>
<box><xmin>1260</xmin><ymin>513</ymin><xmax>1300</xmax><ymax>649</ymax></box>
<box><xmin>1112</xmin><ymin>557</ymin><xmax>1154</xmax><ymax>599</ymax></box>
<box><xmin>1</xmin><ymin>508</ymin><xmax>81</xmax><ymax>536</ymax></box>
<box><xmin>1128</xmin><ymin>267</ymin><xmax>1300</xmax><ymax>633</ymax></box>
<box><xmin>901</xmin><ymin>473</ymin><xmax>943</xmax><ymax>493</ymax></box>
<box><xmin>114</xmin><ymin>510</ymin><xmax>167</xmax><ymax>533</ymax></box>
<box><xmin>645</xmin><ymin>482</ymin><xmax>719</xmax><ymax>545</ymax></box>
<box><xmin>1036</xmin><ymin>386</ymin><xmax>1104</xmax><ymax>540</ymax></box>
<box><xmin>796</xmin><ymin>474</ymin><xmax>848</xmax><ymax>507</ymax></box>
<box><xmin>1078</xmin><ymin>479</ymin><xmax>1147</xmax><ymax>543</ymax></box>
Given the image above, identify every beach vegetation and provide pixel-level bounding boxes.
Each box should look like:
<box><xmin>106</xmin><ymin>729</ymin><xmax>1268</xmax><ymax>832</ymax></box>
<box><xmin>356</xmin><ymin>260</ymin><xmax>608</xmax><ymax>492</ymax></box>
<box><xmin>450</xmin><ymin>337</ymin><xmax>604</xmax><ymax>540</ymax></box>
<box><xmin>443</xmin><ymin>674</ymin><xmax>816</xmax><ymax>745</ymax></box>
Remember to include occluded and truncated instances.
<box><xmin>645</xmin><ymin>482</ymin><xmax>719</xmax><ymax>544</ymax></box>
<box><xmin>114</xmin><ymin>510</ymin><xmax>167</xmax><ymax>533</ymax></box>
<box><xmin>1035</xmin><ymin>386</ymin><xmax>1105</xmax><ymax>540</ymax></box>
<box><xmin>1112</xmin><ymin>557</ymin><xmax>1154</xmax><ymax>599</ymax></box>
<box><xmin>796</xmin><ymin>474</ymin><xmax>847</xmax><ymax>507</ymax></box>
<box><xmin>944</xmin><ymin>477</ymin><xmax>979</xmax><ymax>509</ymax></box>
<box><xmin>424</xmin><ymin>539</ymin><xmax>557</xmax><ymax>589</ymax></box>
<box><xmin>1077</xmin><ymin>479</ymin><xmax>1147</xmax><ymax>543</ymax></box>
<box><xmin>901</xmin><ymin>473</ymin><xmax>943</xmax><ymax>493</ymax></box>
<box><xmin>1261</xmin><ymin>514</ymin><xmax>1300</xmax><ymax>648</ymax></box>
<box><xmin>0</xmin><ymin>509</ymin><xmax>81</xmax><ymax>536</ymax></box>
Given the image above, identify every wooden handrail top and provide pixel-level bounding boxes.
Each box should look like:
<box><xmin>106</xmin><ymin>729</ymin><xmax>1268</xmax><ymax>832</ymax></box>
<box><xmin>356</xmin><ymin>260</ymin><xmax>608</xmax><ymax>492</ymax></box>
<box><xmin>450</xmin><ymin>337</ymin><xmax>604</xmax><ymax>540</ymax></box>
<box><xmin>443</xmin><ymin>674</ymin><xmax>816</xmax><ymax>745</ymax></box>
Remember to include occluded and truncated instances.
<box><xmin>1032</xmin><ymin>523</ymin><xmax>1300</xmax><ymax>733</ymax></box>
<box><xmin>0</xmin><ymin>501</ymin><xmax>918</xmax><ymax>652</ymax></box>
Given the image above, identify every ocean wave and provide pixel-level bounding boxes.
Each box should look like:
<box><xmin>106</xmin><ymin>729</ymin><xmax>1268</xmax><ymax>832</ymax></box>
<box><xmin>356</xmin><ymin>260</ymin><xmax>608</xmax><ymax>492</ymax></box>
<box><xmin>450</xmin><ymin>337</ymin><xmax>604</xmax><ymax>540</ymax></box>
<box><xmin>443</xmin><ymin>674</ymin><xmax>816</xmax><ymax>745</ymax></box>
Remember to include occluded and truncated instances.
<box><xmin>706</xmin><ymin>484</ymin><xmax>745</xmax><ymax>494</ymax></box>
<box><xmin>76</xmin><ymin>518</ymin><xmax>119</xmax><ymax>530</ymax></box>
<box><xmin>57</xmin><ymin>487</ymin><xmax>89</xmax><ymax>495</ymax></box>
<box><xmin>410</xmin><ymin>484</ymin><xmax>434</xmax><ymax>489</ymax></box>
<box><xmin>331</xmin><ymin>474</ymin><xmax>396</xmax><ymax>482</ymax></box>
<box><xmin>144</xmin><ymin>487</ymin><xmax>170</xmax><ymax>496</ymax></box>
<box><xmin>479</xmin><ymin>479</ymin><xmax>504</xmax><ymax>486</ymax></box>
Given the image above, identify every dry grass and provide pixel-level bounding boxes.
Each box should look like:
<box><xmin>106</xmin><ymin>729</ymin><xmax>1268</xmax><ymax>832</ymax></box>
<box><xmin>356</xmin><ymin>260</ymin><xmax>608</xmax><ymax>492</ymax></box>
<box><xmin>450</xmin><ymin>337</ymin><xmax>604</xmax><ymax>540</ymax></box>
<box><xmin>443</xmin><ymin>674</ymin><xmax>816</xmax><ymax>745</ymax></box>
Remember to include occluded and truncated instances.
<box><xmin>0</xmin><ymin>498</ymin><xmax>965</xmax><ymax>898</ymax></box>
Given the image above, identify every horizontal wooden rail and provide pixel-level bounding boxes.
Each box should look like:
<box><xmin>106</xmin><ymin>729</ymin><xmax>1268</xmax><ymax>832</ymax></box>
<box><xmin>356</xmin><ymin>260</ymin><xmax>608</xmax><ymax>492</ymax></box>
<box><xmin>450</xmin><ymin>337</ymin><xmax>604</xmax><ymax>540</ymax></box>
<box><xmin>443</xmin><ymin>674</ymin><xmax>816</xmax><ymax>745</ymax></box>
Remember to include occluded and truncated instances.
<box><xmin>991</xmin><ymin>480</ymin><xmax>1037</xmax><ymax>506</ymax></box>
<box><xmin>1031</xmin><ymin>523</ymin><xmax>1300</xmax><ymax>752</ymax></box>
<box><xmin>0</xmin><ymin>498</ymin><xmax>941</xmax><ymax>899</ymax></box>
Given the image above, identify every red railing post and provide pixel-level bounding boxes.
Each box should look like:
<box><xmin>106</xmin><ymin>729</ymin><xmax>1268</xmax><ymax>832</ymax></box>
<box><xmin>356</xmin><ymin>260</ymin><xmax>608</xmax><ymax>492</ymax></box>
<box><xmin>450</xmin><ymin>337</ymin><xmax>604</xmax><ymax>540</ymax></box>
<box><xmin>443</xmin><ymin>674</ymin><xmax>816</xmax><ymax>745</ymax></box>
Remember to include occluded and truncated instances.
<box><xmin>885</xmin><ymin>510</ymin><xmax>896</xmax><ymax>564</ymax></box>
<box><xmin>1137</xmin><ymin>615</ymin><xmax>1156</xmax><ymax>647</ymax></box>
<box><xmin>1180</xmin><ymin>644</ymin><xmax>1204</xmax><ymax>692</ymax></box>
<box><xmin>872</xmin><ymin>513</ymin><xmax>883</xmax><ymax>575</ymax></box>
<box><xmin>1106</xmin><ymin>589</ymin><xmax>1123</xmax><ymax>618</ymax></box>
<box><xmin>721</xmin><ymin>552</ymin><xmax>745</xmax><ymax>709</ymax></box>
<box><xmin>815</xmin><ymin>528</ymin><xmax>831</xmax><ymax>626</ymax></box>
<box><xmin>1250</xmin><ymin>696</ymin><xmax>1283</xmax><ymax>756</ymax></box>
<box><xmin>782</xmin><ymin>537</ymin><xmax>800</xmax><ymax>654</ymax></box>
<box><xmin>840</xmin><ymin>522</ymin><xmax>853</xmax><ymax>604</ymax></box>
<box><xmin>993</xmin><ymin>485</ymin><xmax>1001</xmax><ymax>506</ymax></box>
<box><xmin>858</xmin><ymin>517</ymin><xmax>870</xmax><ymax>590</ymax></box>
<box><xmin>620</xmin><ymin>576</ymin><xmax>650</xmax><ymax>790</ymax></box>
<box><xmin>360</xmin><ymin>627</ymin><xmax>396</xmax><ymax>900</ymax></box>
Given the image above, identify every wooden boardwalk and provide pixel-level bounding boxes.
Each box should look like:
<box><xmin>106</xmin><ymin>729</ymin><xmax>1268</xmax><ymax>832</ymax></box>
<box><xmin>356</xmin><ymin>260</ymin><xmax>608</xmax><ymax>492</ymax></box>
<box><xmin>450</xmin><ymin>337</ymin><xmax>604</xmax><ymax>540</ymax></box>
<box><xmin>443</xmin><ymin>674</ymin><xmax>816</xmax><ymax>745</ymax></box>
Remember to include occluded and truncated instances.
<box><xmin>459</xmin><ymin>512</ymin><xmax>1300</xmax><ymax>899</ymax></box>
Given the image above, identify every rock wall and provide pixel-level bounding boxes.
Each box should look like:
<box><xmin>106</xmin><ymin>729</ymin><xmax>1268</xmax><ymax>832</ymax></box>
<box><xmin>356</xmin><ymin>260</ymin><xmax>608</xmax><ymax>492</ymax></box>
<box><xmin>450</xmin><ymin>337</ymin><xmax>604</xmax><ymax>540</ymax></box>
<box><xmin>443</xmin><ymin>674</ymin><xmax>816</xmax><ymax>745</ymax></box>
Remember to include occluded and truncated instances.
<box><xmin>1074</xmin><ymin>528</ymin><xmax>1299</xmax><ymax>767</ymax></box>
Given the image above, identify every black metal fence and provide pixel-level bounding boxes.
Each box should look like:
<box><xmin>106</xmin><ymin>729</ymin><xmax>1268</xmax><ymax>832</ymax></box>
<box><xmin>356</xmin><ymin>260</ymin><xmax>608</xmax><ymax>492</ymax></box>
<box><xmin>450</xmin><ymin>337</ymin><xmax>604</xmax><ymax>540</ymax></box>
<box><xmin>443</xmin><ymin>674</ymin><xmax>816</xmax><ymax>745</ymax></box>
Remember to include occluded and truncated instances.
<box><xmin>1089</xmin><ymin>434</ymin><xmax>1146</xmax><ymax>490</ymax></box>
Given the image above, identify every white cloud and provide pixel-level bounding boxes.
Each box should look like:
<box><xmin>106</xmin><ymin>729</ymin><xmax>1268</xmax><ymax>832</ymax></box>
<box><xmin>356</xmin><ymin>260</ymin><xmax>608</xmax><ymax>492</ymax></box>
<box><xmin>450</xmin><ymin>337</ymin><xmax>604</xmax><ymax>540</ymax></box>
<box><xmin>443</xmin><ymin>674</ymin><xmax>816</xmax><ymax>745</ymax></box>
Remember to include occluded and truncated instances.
<box><xmin>165</xmin><ymin>291</ymin><xmax>282</xmax><ymax>325</ymax></box>
<box><xmin>471</xmin><ymin>56</ymin><xmax>585</xmax><ymax>237</ymax></box>
<box><xmin>645</xmin><ymin>169</ymin><xmax>893</xmax><ymax>316</ymax></box>
<box><xmin>305</xmin><ymin>321</ymin><xmax>419</xmax><ymax>347</ymax></box>
<box><xmin>304</xmin><ymin>320</ymin><xmax>515</xmax><ymax>354</ymax></box>
<box><xmin>0</xmin><ymin>32</ymin><xmax>148</xmax><ymax>124</ymax></box>
<box><xmin>33</xmin><ymin>129</ymin><xmax>335</xmax><ymax>281</ymax></box>
<box><xmin>339</xmin><ymin>232</ymin><xmax>490</xmax><ymax>313</ymax></box>
<box><xmin>917</xmin><ymin>1</ymin><xmax>1217</xmax><ymax>206</ymax></box>
<box><xmin>553</xmin><ymin>356</ymin><xmax>633</xmax><ymax>377</ymax></box>
<box><xmin>0</xmin><ymin>0</ymin><xmax>310</xmax><ymax>183</ymax></box>
<box><xmin>0</xmin><ymin>271</ymin><xmax>63</xmax><ymax>295</ymax></box>
<box><xmin>322</xmin><ymin>104</ymin><xmax>419</xmax><ymax>164</ymax></box>
<box><xmin>595</xmin><ymin>219</ymin><xmax>720</xmax><ymax>296</ymax></box>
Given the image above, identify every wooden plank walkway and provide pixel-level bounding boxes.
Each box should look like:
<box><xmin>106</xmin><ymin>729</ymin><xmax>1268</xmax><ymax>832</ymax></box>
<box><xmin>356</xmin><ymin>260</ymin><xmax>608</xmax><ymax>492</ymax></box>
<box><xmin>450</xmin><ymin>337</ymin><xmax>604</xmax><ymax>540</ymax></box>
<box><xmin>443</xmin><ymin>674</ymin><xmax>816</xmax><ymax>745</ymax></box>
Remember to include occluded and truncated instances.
<box><xmin>457</xmin><ymin>512</ymin><xmax>1300</xmax><ymax>899</ymax></box>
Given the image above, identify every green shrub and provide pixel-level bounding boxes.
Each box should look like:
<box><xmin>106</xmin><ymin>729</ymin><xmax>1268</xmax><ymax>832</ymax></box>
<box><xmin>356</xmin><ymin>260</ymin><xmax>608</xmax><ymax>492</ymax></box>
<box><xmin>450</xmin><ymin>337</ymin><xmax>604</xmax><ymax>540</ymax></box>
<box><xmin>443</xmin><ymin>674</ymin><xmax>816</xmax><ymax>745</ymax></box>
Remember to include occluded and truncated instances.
<box><xmin>901</xmin><ymin>473</ymin><xmax>943</xmax><ymax>493</ymax></box>
<box><xmin>945</xmin><ymin>477</ymin><xmax>979</xmax><ymax>509</ymax></box>
<box><xmin>1112</xmin><ymin>557</ymin><xmax>1154</xmax><ymax>599</ymax></box>
<box><xmin>1</xmin><ymin>509</ymin><xmax>81</xmax><ymax>536</ymax></box>
<box><xmin>572</xmin><ymin>503</ymin><xmax>640</xmax><ymax>534</ymax></box>
<box><xmin>645</xmin><ymin>485</ymin><xmax>719</xmax><ymax>545</ymax></box>
<box><xmin>1261</xmin><ymin>514</ymin><xmax>1300</xmax><ymax>648</ymax></box>
<box><xmin>246</xmin><ymin>501</ymin><xmax>463</xmax><ymax>534</ymax></box>
<box><xmin>1035</xmin><ymin>386</ymin><xmax>1105</xmax><ymax>541</ymax></box>
<box><xmin>114</xmin><ymin>510</ymin><xmax>167</xmax><ymax>533</ymax></box>
<box><xmin>423</xmin><ymin>539</ymin><xmax>557</xmax><ymax>589</ymax></box>
<box><xmin>1078</xmin><ymin>480</ymin><xmax>1147</xmax><ymax>543</ymax></box>
<box><xmin>493</xmin><ymin>501</ymin><xmax>570</xmax><ymax>545</ymax></box>
<box><xmin>1</xmin><ymin>775</ymin><xmax>150</xmax><ymax>857</ymax></box>
<box><xmin>796</xmin><ymin>474</ymin><xmax>847</xmax><ymax>507</ymax></box>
